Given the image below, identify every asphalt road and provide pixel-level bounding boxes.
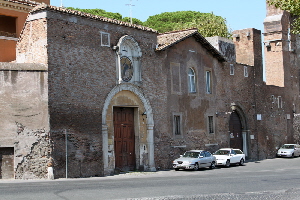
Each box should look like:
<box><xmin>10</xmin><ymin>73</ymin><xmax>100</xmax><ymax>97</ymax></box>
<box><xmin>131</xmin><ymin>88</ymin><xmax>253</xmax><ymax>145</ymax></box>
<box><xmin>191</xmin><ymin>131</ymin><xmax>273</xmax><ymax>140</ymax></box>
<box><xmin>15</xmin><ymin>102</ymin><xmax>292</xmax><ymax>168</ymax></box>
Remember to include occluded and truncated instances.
<box><xmin>1</xmin><ymin>157</ymin><xmax>300</xmax><ymax>200</ymax></box>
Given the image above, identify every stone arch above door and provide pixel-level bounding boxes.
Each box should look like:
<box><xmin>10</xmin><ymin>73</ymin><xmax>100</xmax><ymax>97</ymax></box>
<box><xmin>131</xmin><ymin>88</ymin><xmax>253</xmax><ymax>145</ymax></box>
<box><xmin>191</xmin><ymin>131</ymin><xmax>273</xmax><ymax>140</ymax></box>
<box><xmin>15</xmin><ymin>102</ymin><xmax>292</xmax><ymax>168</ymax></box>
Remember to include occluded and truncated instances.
<box><xmin>102</xmin><ymin>83</ymin><xmax>155</xmax><ymax>176</ymax></box>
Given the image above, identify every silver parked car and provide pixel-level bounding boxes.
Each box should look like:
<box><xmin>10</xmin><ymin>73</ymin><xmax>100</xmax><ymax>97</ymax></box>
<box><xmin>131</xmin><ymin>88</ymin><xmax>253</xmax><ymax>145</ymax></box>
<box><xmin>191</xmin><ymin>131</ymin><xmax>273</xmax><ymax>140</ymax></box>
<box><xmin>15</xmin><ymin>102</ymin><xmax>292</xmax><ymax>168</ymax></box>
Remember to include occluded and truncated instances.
<box><xmin>277</xmin><ymin>144</ymin><xmax>300</xmax><ymax>157</ymax></box>
<box><xmin>172</xmin><ymin>150</ymin><xmax>216</xmax><ymax>171</ymax></box>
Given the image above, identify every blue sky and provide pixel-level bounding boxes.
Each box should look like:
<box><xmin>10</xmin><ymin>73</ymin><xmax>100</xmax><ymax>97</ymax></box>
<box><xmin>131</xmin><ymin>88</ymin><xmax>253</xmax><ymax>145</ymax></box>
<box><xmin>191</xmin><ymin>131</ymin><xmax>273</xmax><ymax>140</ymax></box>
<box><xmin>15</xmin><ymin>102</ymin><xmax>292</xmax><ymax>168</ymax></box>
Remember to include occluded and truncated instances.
<box><xmin>50</xmin><ymin>0</ymin><xmax>267</xmax><ymax>33</ymax></box>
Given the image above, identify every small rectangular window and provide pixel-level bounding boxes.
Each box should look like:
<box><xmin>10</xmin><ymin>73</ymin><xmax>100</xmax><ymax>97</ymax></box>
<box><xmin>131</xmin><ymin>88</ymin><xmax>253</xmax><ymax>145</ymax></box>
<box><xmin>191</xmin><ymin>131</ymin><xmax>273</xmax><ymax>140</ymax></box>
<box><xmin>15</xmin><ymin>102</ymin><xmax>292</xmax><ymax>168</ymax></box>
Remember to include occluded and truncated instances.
<box><xmin>100</xmin><ymin>32</ymin><xmax>110</xmax><ymax>47</ymax></box>
<box><xmin>206</xmin><ymin>71</ymin><xmax>211</xmax><ymax>94</ymax></box>
<box><xmin>208</xmin><ymin>116</ymin><xmax>214</xmax><ymax>133</ymax></box>
<box><xmin>271</xmin><ymin>95</ymin><xmax>275</xmax><ymax>103</ymax></box>
<box><xmin>174</xmin><ymin>115</ymin><xmax>181</xmax><ymax>135</ymax></box>
<box><xmin>230</xmin><ymin>64</ymin><xmax>234</xmax><ymax>75</ymax></box>
<box><xmin>244</xmin><ymin>66</ymin><xmax>248</xmax><ymax>77</ymax></box>
<box><xmin>278</xmin><ymin>96</ymin><xmax>282</xmax><ymax>108</ymax></box>
<box><xmin>257</xmin><ymin>114</ymin><xmax>262</xmax><ymax>120</ymax></box>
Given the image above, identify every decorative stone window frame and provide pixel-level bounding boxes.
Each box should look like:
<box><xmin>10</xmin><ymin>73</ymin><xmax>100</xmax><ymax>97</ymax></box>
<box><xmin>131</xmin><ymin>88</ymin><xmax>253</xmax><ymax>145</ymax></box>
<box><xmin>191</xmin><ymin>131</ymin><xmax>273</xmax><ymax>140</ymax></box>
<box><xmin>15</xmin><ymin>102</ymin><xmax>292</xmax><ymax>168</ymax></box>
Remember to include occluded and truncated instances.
<box><xmin>115</xmin><ymin>35</ymin><xmax>142</xmax><ymax>84</ymax></box>
<box><xmin>100</xmin><ymin>32</ymin><xmax>110</xmax><ymax>47</ymax></box>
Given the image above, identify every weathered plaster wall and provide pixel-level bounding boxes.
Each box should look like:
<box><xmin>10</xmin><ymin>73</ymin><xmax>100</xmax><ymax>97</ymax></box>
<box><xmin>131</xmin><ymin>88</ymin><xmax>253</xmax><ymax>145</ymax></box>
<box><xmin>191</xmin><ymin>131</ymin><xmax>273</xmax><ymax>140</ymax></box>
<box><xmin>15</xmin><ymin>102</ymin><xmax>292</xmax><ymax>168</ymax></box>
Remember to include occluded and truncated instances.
<box><xmin>0</xmin><ymin>62</ymin><xmax>49</xmax><ymax>179</ymax></box>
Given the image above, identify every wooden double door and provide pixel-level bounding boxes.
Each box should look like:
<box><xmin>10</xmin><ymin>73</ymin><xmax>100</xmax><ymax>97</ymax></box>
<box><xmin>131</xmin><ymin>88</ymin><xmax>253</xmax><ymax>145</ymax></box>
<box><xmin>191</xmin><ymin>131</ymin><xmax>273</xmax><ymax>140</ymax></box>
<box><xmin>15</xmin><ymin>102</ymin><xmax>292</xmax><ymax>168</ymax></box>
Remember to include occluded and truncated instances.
<box><xmin>229</xmin><ymin>111</ymin><xmax>243</xmax><ymax>150</ymax></box>
<box><xmin>113</xmin><ymin>107</ymin><xmax>136</xmax><ymax>171</ymax></box>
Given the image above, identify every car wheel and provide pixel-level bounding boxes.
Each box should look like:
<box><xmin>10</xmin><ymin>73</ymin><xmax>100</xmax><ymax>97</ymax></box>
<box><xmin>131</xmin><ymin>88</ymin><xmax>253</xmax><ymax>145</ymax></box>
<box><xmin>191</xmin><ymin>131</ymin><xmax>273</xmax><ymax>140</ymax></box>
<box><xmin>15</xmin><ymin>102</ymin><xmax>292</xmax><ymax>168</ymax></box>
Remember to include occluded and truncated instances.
<box><xmin>210</xmin><ymin>161</ymin><xmax>216</xmax><ymax>169</ymax></box>
<box><xmin>225</xmin><ymin>160</ymin><xmax>230</xmax><ymax>167</ymax></box>
<box><xmin>292</xmin><ymin>153</ymin><xmax>295</xmax><ymax>158</ymax></box>
<box><xmin>194</xmin><ymin>163</ymin><xmax>199</xmax><ymax>171</ymax></box>
<box><xmin>174</xmin><ymin>168</ymin><xmax>179</xmax><ymax>171</ymax></box>
<box><xmin>239</xmin><ymin>158</ymin><xmax>245</xmax><ymax>166</ymax></box>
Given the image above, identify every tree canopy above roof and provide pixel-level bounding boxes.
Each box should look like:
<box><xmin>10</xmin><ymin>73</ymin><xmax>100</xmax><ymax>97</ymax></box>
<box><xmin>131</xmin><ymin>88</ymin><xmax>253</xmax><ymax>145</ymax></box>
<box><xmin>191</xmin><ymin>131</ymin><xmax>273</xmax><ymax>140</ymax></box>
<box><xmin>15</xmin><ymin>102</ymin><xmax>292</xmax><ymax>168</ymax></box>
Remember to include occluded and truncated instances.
<box><xmin>67</xmin><ymin>8</ymin><xmax>231</xmax><ymax>38</ymax></box>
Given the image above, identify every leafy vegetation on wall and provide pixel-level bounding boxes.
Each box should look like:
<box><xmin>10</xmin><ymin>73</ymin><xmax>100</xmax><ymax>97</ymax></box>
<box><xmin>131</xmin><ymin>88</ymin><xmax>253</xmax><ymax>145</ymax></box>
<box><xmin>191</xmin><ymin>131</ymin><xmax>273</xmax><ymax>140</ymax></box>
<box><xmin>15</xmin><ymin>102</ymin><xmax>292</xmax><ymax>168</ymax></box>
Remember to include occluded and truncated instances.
<box><xmin>267</xmin><ymin>0</ymin><xmax>300</xmax><ymax>34</ymax></box>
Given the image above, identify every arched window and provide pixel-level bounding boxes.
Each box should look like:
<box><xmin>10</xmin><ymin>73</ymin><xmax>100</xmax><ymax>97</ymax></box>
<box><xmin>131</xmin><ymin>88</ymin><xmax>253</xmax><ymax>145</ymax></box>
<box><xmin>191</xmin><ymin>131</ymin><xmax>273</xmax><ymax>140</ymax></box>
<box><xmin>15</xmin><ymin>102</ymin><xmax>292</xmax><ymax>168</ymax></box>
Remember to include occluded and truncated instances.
<box><xmin>188</xmin><ymin>68</ymin><xmax>196</xmax><ymax>93</ymax></box>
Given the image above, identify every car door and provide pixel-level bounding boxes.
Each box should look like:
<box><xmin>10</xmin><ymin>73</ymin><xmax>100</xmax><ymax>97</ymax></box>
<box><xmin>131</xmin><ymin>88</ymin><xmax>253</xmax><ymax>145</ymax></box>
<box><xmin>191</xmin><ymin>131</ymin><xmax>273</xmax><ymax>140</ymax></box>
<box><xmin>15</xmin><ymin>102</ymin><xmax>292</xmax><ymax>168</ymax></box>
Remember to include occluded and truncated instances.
<box><xmin>205</xmin><ymin>151</ymin><xmax>213</xmax><ymax>167</ymax></box>
<box><xmin>199</xmin><ymin>151</ymin><xmax>207</xmax><ymax>167</ymax></box>
<box><xmin>230</xmin><ymin>150</ymin><xmax>239</xmax><ymax>163</ymax></box>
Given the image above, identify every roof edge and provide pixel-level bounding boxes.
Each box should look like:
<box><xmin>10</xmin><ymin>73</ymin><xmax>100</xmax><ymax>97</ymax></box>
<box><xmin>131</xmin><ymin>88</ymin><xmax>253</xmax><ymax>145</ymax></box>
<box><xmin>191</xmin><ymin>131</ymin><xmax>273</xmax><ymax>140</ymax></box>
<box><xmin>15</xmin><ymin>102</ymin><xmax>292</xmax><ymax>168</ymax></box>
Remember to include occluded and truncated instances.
<box><xmin>156</xmin><ymin>29</ymin><xmax>227</xmax><ymax>62</ymax></box>
<box><xmin>29</xmin><ymin>4</ymin><xmax>158</xmax><ymax>33</ymax></box>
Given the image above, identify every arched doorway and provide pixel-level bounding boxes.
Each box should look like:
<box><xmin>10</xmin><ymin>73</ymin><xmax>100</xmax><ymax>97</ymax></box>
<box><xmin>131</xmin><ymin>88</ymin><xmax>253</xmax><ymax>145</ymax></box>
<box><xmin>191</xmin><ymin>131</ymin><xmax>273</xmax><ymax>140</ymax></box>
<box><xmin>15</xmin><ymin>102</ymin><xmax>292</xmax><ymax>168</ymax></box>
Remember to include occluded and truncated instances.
<box><xmin>102</xmin><ymin>84</ymin><xmax>155</xmax><ymax>175</ymax></box>
<box><xmin>229</xmin><ymin>111</ymin><xmax>243</xmax><ymax>150</ymax></box>
<box><xmin>229</xmin><ymin>103</ymin><xmax>249</xmax><ymax>157</ymax></box>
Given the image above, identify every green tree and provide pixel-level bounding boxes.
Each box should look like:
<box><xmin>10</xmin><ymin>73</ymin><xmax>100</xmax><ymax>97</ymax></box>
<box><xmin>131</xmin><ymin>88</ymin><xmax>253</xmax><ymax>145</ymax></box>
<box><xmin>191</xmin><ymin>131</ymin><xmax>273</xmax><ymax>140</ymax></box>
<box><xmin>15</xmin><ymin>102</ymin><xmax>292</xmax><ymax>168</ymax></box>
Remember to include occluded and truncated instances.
<box><xmin>144</xmin><ymin>11</ymin><xmax>231</xmax><ymax>38</ymax></box>
<box><xmin>122</xmin><ymin>17</ymin><xmax>144</xmax><ymax>25</ymax></box>
<box><xmin>66</xmin><ymin>8</ymin><xmax>231</xmax><ymax>38</ymax></box>
<box><xmin>267</xmin><ymin>0</ymin><xmax>300</xmax><ymax>33</ymax></box>
<box><xmin>67</xmin><ymin>7</ymin><xmax>123</xmax><ymax>20</ymax></box>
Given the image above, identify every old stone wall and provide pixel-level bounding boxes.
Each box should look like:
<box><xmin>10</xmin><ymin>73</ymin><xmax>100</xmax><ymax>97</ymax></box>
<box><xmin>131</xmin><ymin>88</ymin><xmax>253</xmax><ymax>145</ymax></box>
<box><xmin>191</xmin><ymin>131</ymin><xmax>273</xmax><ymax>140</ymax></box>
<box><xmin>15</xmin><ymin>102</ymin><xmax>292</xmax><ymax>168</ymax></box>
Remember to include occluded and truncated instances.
<box><xmin>155</xmin><ymin>36</ymin><xmax>224</xmax><ymax>168</ymax></box>
<box><xmin>16</xmin><ymin>16</ymin><xmax>48</xmax><ymax>64</ymax></box>
<box><xmin>26</xmin><ymin>9</ymin><xmax>162</xmax><ymax>177</ymax></box>
<box><xmin>14</xmin><ymin>123</ymin><xmax>52</xmax><ymax>179</ymax></box>
<box><xmin>8</xmin><ymin>3</ymin><xmax>300</xmax><ymax>179</ymax></box>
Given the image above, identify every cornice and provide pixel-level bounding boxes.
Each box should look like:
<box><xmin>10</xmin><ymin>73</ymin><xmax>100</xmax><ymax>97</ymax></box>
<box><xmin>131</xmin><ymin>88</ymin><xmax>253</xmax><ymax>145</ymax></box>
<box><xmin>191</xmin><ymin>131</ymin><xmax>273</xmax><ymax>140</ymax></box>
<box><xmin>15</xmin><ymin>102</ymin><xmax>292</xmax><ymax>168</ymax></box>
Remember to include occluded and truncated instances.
<box><xmin>0</xmin><ymin>0</ymin><xmax>36</xmax><ymax>13</ymax></box>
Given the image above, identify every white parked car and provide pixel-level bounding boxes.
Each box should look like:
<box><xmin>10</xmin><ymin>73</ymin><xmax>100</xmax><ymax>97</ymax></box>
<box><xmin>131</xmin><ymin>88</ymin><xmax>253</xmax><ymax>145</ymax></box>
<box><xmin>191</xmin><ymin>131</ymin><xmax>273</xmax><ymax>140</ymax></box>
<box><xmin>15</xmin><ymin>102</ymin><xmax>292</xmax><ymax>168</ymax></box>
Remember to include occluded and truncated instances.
<box><xmin>276</xmin><ymin>144</ymin><xmax>300</xmax><ymax>158</ymax></box>
<box><xmin>214</xmin><ymin>148</ymin><xmax>245</xmax><ymax>167</ymax></box>
<box><xmin>172</xmin><ymin>150</ymin><xmax>216</xmax><ymax>171</ymax></box>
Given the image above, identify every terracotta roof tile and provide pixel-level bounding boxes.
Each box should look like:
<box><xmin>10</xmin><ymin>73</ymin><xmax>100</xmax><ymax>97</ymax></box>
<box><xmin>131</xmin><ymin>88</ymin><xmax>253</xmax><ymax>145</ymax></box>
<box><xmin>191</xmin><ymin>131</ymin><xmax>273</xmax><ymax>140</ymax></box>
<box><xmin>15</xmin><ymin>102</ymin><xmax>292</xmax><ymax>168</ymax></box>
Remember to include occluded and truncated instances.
<box><xmin>156</xmin><ymin>28</ymin><xmax>226</xmax><ymax>62</ymax></box>
<box><xmin>3</xmin><ymin>0</ymin><xmax>40</xmax><ymax>7</ymax></box>
<box><xmin>29</xmin><ymin>4</ymin><xmax>158</xmax><ymax>33</ymax></box>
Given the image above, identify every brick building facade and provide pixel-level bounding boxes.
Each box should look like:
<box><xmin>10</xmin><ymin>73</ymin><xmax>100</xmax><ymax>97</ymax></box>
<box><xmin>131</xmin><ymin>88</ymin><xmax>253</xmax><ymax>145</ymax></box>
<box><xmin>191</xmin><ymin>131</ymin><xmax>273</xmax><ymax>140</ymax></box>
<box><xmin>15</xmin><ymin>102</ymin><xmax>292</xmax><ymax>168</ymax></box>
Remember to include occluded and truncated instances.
<box><xmin>0</xmin><ymin>1</ymin><xmax>300</xmax><ymax>179</ymax></box>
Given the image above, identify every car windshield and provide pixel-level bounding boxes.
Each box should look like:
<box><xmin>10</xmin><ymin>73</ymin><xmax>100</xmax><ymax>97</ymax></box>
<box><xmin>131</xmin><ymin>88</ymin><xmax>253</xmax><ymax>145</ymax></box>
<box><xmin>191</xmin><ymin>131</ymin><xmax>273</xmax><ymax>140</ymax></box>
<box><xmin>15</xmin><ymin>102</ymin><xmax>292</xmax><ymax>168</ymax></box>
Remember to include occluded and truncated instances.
<box><xmin>281</xmin><ymin>145</ymin><xmax>295</xmax><ymax>149</ymax></box>
<box><xmin>183</xmin><ymin>152</ymin><xmax>200</xmax><ymax>158</ymax></box>
<box><xmin>214</xmin><ymin>150</ymin><xmax>230</xmax><ymax>155</ymax></box>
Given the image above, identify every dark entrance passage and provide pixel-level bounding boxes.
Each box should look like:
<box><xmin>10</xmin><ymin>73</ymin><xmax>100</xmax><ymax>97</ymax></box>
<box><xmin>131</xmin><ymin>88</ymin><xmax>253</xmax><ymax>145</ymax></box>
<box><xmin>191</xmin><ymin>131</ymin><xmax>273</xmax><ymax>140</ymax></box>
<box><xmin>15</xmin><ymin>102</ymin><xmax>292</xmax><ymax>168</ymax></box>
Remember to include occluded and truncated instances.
<box><xmin>0</xmin><ymin>147</ymin><xmax>14</xmax><ymax>179</ymax></box>
<box><xmin>113</xmin><ymin>107</ymin><xmax>135</xmax><ymax>171</ymax></box>
<box><xmin>229</xmin><ymin>111</ymin><xmax>243</xmax><ymax>150</ymax></box>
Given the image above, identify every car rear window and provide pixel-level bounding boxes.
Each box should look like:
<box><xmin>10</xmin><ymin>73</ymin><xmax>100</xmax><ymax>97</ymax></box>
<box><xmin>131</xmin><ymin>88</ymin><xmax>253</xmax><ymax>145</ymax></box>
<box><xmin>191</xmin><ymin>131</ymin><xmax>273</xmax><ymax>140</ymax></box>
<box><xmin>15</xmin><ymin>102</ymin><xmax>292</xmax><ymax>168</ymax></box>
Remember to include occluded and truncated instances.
<box><xmin>214</xmin><ymin>150</ymin><xmax>230</xmax><ymax>155</ymax></box>
<box><xmin>235</xmin><ymin>150</ymin><xmax>243</xmax><ymax>154</ymax></box>
<box><xmin>281</xmin><ymin>145</ymin><xmax>295</xmax><ymax>149</ymax></box>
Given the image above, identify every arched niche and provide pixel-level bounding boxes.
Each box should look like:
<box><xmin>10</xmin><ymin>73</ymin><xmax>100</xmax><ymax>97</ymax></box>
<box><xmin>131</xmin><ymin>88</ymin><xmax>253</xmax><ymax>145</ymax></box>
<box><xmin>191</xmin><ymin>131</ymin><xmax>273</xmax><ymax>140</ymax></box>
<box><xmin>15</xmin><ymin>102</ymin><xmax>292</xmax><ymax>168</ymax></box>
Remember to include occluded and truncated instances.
<box><xmin>115</xmin><ymin>35</ymin><xmax>142</xmax><ymax>84</ymax></box>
